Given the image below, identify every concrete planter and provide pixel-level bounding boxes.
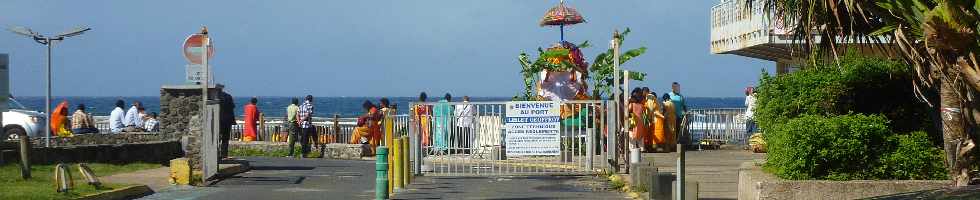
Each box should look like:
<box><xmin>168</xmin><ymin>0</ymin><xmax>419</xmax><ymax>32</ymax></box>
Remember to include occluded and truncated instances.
<box><xmin>738</xmin><ymin>161</ymin><xmax>949</xmax><ymax>200</ymax></box>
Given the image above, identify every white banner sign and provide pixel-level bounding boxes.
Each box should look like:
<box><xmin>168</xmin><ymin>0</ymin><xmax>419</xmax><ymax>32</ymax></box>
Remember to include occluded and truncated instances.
<box><xmin>186</xmin><ymin>64</ymin><xmax>213</xmax><ymax>84</ymax></box>
<box><xmin>505</xmin><ymin>101</ymin><xmax>561</xmax><ymax>156</ymax></box>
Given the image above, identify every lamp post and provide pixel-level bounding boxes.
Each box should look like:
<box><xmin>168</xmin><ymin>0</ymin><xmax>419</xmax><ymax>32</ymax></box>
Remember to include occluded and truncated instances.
<box><xmin>8</xmin><ymin>26</ymin><xmax>90</xmax><ymax>147</ymax></box>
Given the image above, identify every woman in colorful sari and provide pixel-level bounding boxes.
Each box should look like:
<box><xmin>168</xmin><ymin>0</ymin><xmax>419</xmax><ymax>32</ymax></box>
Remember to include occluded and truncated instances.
<box><xmin>432</xmin><ymin>93</ymin><xmax>454</xmax><ymax>152</ymax></box>
<box><xmin>351</xmin><ymin>101</ymin><xmax>383</xmax><ymax>150</ymax></box>
<box><xmin>50</xmin><ymin>101</ymin><xmax>72</xmax><ymax>137</ymax></box>
<box><xmin>646</xmin><ymin>91</ymin><xmax>666</xmax><ymax>152</ymax></box>
<box><xmin>628</xmin><ymin>88</ymin><xmax>647</xmax><ymax>151</ymax></box>
<box><xmin>412</xmin><ymin>92</ymin><xmax>432</xmax><ymax>147</ymax></box>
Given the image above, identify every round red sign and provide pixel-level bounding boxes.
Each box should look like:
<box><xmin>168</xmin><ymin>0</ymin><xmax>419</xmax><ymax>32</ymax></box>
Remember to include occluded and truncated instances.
<box><xmin>182</xmin><ymin>34</ymin><xmax>213</xmax><ymax>64</ymax></box>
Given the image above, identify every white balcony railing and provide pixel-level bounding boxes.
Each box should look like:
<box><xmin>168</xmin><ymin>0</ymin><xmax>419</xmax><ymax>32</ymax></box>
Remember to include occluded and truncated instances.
<box><xmin>710</xmin><ymin>0</ymin><xmax>792</xmax><ymax>55</ymax></box>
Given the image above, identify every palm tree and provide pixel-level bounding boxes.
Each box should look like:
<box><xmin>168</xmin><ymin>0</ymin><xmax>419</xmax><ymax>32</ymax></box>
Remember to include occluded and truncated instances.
<box><xmin>753</xmin><ymin>0</ymin><xmax>980</xmax><ymax>186</ymax></box>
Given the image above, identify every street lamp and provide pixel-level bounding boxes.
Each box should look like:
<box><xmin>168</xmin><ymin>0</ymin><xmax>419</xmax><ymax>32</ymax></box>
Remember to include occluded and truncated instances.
<box><xmin>7</xmin><ymin>26</ymin><xmax>91</xmax><ymax>147</ymax></box>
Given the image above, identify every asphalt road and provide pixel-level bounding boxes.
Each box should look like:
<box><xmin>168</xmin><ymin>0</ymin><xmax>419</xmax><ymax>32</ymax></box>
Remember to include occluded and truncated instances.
<box><xmin>139</xmin><ymin>157</ymin><xmax>626</xmax><ymax>200</ymax></box>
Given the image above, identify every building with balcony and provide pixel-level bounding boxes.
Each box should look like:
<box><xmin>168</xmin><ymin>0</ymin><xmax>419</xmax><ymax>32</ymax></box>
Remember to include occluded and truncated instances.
<box><xmin>710</xmin><ymin>0</ymin><xmax>892</xmax><ymax>74</ymax></box>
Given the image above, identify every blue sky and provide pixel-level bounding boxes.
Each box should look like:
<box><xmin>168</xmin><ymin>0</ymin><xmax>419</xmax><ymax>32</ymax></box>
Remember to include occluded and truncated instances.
<box><xmin>1</xmin><ymin>0</ymin><xmax>771</xmax><ymax>97</ymax></box>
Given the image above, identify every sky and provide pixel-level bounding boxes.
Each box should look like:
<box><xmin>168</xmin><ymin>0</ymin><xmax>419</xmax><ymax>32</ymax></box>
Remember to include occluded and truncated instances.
<box><xmin>1</xmin><ymin>0</ymin><xmax>772</xmax><ymax>98</ymax></box>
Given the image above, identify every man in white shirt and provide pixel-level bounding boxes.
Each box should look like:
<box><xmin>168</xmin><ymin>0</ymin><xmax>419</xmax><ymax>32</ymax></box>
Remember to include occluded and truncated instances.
<box><xmin>109</xmin><ymin>100</ymin><xmax>126</xmax><ymax>133</ymax></box>
<box><xmin>454</xmin><ymin>96</ymin><xmax>477</xmax><ymax>153</ymax></box>
<box><xmin>123</xmin><ymin>101</ymin><xmax>144</xmax><ymax>132</ymax></box>
<box><xmin>744</xmin><ymin>87</ymin><xmax>757</xmax><ymax>135</ymax></box>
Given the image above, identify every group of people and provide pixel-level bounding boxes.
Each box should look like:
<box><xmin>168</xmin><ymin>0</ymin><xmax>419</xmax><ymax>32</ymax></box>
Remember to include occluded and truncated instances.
<box><xmin>107</xmin><ymin>100</ymin><xmax>160</xmax><ymax>133</ymax></box>
<box><xmin>48</xmin><ymin>99</ymin><xmax>159</xmax><ymax>137</ymax></box>
<box><xmin>410</xmin><ymin>92</ymin><xmax>477</xmax><ymax>153</ymax></box>
<box><xmin>348</xmin><ymin>98</ymin><xmax>397</xmax><ymax>153</ymax></box>
<box><xmin>627</xmin><ymin>82</ymin><xmax>688</xmax><ymax>152</ymax></box>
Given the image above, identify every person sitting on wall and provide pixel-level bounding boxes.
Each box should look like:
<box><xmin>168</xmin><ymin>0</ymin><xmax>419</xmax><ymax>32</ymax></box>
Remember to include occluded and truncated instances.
<box><xmin>71</xmin><ymin>104</ymin><xmax>99</xmax><ymax>134</ymax></box>
<box><xmin>50</xmin><ymin>101</ymin><xmax>73</xmax><ymax>137</ymax></box>
<box><xmin>144</xmin><ymin>112</ymin><xmax>160</xmax><ymax>132</ymax></box>
<box><xmin>123</xmin><ymin>101</ymin><xmax>145</xmax><ymax>132</ymax></box>
<box><xmin>351</xmin><ymin>100</ymin><xmax>383</xmax><ymax>153</ymax></box>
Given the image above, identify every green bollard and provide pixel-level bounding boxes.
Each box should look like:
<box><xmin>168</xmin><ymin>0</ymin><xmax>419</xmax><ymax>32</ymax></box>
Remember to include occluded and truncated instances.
<box><xmin>376</xmin><ymin>147</ymin><xmax>389</xmax><ymax>200</ymax></box>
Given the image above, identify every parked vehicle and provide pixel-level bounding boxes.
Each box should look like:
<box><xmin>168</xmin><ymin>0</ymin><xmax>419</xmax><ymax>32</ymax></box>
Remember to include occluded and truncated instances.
<box><xmin>2</xmin><ymin>98</ymin><xmax>46</xmax><ymax>140</ymax></box>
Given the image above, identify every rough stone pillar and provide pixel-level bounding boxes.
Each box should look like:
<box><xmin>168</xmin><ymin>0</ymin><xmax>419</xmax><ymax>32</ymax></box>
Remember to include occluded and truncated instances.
<box><xmin>160</xmin><ymin>84</ymin><xmax>225</xmax><ymax>171</ymax></box>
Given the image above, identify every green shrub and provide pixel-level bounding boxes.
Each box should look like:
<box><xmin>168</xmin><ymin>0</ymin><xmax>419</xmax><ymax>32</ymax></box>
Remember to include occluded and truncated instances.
<box><xmin>755</xmin><ymin>53</ymin><xmax>935</xmax><ymax>137</ymax></box>
<box><xmin>875</xmin><ymin>131</ymin><xmax>948</xmax><ymax>180</ymax></box>
<box><xmin>764</xmin><ymin>114</ymin><xmax>892</xmax><ymax>180</ymax></box>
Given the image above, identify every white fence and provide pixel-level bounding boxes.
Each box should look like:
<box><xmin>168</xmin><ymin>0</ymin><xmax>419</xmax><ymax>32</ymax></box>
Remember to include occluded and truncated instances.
<box><xmin>408</xmin><ymin>101</ymin><xmax>609</xmax><ymax>176</ymax></box>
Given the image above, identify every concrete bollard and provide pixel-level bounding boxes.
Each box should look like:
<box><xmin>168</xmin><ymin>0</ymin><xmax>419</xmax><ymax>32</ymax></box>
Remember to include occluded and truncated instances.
<box><xmin>393</xmin><ymin>138</ymin><xmax>404</xmax><ymax>191</ymax></box>
<box><xmin>402</xmin><ymin>136</ymin><xmax>410</xmax><ymax>186</ymax></box>
<box><xmin>376</xmin><ymin>147</ymin><xmax>389</xmax><ymax>200</ymax></box>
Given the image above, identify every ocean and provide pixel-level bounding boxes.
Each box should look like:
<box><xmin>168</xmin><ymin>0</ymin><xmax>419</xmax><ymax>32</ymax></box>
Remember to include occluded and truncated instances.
<box><xmin>11</xmin><ymin>96</ymin><xmax>746</xmax><ymax>118</ymax></box>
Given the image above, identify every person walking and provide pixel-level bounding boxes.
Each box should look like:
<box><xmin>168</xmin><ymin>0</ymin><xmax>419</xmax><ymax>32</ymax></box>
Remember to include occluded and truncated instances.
<box><xmin>109</xmin><ymin>100</ymin><xmax>126</xmax><ymax>133</ymax></box>
<box><xmin>71</xmin><ymin>104</ymin><xmax>98</xmax><ymax>134</ymax></box>
<box><xmin>218</xmin><ymin>90</ymin><xmax>236</xmax><ymax>159</ymax></box>
<box><xmin>123</xmin><ymin>101</ymin><xmax>144</xmax><ymax>132</ymax></box>
<box><xmin>286</xmin><ymin>98</ymin><xmax>301</xmax><ymax>158</ymax></box>
<box><xmin>243</xmin><ymin>97</ymin><xmax>260</xmax><ymax>142</ymax></box>
<box><xmin>297</xmin><ymin>95</ymin><xmax>317</xmax><ymax>158</ymax></box>
<box><xmin>744</xmin><ymin>87</ymin><xmax>757</xmax><ymax>136</ymax></box>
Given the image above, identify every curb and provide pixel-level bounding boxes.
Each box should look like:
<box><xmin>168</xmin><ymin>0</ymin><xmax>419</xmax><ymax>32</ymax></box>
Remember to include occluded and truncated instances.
<box><xmin>74</xmin><ymin>185</ymin><xmax>153</xmax><ymax>200</ymax></box>
<box><xmin>608</xmin><ymin>174</ymin><xmax>646</xmax><ymax>200</ymax></box>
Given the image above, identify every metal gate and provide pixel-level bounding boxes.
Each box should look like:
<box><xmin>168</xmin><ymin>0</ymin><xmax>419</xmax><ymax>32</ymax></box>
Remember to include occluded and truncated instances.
<box><xmin>408</xmin><ymin>100</ymin><xmax>614</xmax><ymax>176</ymax></box>
<box><xmin>201</xmin><ymin>104</ymin><xmax>220</xmax><ymax>181</ymax></box>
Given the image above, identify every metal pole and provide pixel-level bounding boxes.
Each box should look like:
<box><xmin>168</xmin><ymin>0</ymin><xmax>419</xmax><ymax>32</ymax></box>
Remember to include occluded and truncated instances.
<box><xmin>45</xmin><ymin>39</ymin><xmax>52</xmax><ymax>147</ymax></box>
<box><xmin>677</xmin><ymin>117</ymin><xmax>686</xmax><ymax>200</ymax></box>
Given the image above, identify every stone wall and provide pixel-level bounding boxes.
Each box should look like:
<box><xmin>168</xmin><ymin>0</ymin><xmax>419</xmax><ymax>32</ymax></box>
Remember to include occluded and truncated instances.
<box><xmin>230</xmin><ymin>141</ymin><xmax>371</xmax><ymax>160</ymax></box>
<box><xmin>738</xmin><ymin>161</ymin><xmax>950</xmax><ymax>200</ymax></box>
<box><xmin>27</xmin><ymin>141</ymin><xmax>183</xmax><ymax>165</ymax></box>
<box><xmin>30</xmin><ymin>133</ymin><xmax>180</xmax><ymax>147</ymax></box>
<box><xmin>160</xmin><ymin>85</ymin><xmax>223</xmax><ymax>134</ymax></box>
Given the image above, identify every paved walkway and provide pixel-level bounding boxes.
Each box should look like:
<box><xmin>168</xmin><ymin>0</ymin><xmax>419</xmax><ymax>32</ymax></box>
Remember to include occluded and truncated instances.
<box><xmin>138</xmin><ymin>156</ymin><xmax>624</xmax><ymax>200</ymax></box>
<box><xmin>101</xmin><ymin>167</ymin><xmax>172</xmax><ymax>191</ymax></box>
<box><xmin>639</xmin><ymin>149</ymin><xmax>766</xmax><ymax>200</ymax></box>
<box><xmin>395</xmin><ymin>175</ymin><xmax>629</xmax><ymax>200</ymax></box>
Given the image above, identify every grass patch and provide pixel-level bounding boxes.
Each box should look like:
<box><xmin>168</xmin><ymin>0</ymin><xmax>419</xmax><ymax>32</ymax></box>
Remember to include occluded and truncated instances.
<box><xmin>0</xmin><ymin>162</ymin><xmax>162</xmax><ymax>200</ymax></box>
<box><xmin>229</xmin><ymin>147</ymin><xmax>322</xmax><ymax>158</ymax></box>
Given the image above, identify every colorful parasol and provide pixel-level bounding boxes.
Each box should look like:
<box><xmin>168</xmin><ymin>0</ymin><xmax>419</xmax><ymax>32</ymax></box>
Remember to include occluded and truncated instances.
<box><xmin>540</xmin><ymin>0</ymin><xmax>585</xmax><ymax>41</ymax></box>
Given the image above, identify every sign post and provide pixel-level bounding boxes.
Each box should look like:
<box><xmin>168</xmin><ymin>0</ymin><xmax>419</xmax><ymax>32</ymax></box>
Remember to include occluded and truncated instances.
<box><xmin>504</xmin><ymin>101</ymin><xmax>561</xmax><ymax>157</ymax></box>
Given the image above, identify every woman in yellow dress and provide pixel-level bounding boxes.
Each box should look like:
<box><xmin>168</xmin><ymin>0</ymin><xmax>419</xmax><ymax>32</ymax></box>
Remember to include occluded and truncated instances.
<box><xmin>662</xmin><ymin>93</ymin><xmax>677</xmax><ymax>151</ymax></box>
<box><xmin>411</xmin><ymin>92</ymin><xmax>432</xmax><ymax>147</ymax></box>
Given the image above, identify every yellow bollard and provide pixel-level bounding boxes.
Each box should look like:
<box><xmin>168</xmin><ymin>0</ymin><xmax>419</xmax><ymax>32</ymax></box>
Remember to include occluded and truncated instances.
<box><xmin>393</xmin><ymin>138</ymin><xmax>404</xmax><ymax>191</ymax></box>
<box><xmin>402</xmin><ymin>136</ymin><xmax>410</xmax><ymax>185</ymax></box>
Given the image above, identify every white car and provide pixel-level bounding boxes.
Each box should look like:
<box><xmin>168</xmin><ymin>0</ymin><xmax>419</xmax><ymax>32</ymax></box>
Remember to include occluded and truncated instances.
<box><xmin>2</xmin><ymin>98</ymin><xmax>46</xmax><ymax>140</ymax></box>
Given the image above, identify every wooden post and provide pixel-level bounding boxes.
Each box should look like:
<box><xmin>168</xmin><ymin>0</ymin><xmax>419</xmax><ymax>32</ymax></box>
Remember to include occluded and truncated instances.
<box><xmin>19</xmin><ymin>134</ymin><xmax>30</xmax><ymax>179</ymax></box>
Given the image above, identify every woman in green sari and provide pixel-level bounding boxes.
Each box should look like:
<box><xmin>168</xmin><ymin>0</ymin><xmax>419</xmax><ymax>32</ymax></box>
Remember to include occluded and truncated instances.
<box><xmin>432</xmin><ymin>93</ymin><xmax>454</xmax><ymax>152</ymax></box>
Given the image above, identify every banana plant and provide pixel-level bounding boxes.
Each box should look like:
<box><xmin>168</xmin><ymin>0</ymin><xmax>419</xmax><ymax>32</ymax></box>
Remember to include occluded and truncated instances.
<box><xmin>588</xmin><ymin>28</ymin><xmax>648</xmax><ymax>100</ymax></box>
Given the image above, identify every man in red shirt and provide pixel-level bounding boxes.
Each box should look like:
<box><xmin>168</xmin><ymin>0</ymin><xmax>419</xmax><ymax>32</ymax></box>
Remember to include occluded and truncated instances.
<box><xmin>243</xmin><ymin>97</ymin><xmax>260</xmax><ymax>141</ymax></box>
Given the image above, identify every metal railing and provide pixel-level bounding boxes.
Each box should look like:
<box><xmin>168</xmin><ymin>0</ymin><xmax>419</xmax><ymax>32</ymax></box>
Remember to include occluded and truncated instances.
<box><xmin>683</xmin><ymin>108</ymin><xmax>749</xmax><ymax>145</ymax></box>
<box><xmin>408</xmin><ymin>101</ymin><xmax>607</xmax><ymax>176</ymax></box>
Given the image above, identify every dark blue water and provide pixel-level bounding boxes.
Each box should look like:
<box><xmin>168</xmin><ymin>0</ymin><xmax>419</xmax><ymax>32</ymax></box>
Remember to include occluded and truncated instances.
<box><xmin>12</xmin><ymin>96</ymin><xmax>745</xmax><ymax>117</ymax></box>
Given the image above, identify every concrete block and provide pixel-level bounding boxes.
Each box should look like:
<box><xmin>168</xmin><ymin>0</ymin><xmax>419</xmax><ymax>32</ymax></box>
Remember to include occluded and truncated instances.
<box><xmin>630</xmin><ymin>164</ymin><xmax>655</xmax><ymax>191</ymax></box>
<box><xmin>737</xmin><ymin>161</ymin><xmax>950</xmax><ymax>200</ymax></box>
<box><xmin>650</xmin><ymin>172</ymin><xmax>673</xmax><ymax>200</ymax></box>
<box><xmin>169</xmin><ymin>158</ymin><xmax>192</xmax><ymax>185</ymax></box>
<box><xmin>670</xmin><ymin>180</ymin><xmax>698</xmax><ymax>200</ymax></box>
